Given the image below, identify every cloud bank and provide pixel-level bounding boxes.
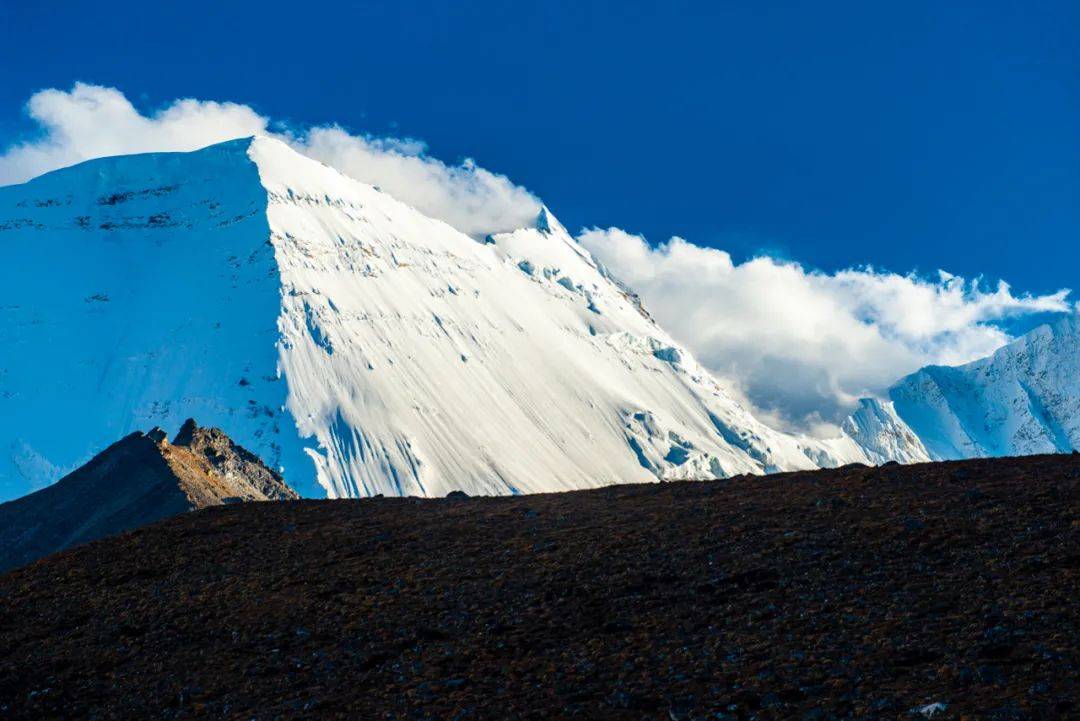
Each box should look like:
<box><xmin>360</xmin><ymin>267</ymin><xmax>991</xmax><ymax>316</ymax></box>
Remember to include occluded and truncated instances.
<box><xmin>579</xmin><ymin>228</ymin><xmax>1072</xmax><ymax>432</ymax></box>
<box><xmin>0</xmin><ymin>83</ymin><xmax>541</xmax><ymax>237</ymax></box>
<box><xmin>1</xmin><ymin>83</ymin><xmax>1071</xmax><ymax>431</ymax></box>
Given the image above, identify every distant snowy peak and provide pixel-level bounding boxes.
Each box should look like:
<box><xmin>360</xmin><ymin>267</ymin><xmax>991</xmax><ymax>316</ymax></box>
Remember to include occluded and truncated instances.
<box><xmin>842</xmin><ymin>398</ymin><xmax>930</xmax><ymax>465</ymax></box>
<box><xmin>0</xmin><ymin>135</ymin><xmax>873</xmax><ymax>502</ymax></box>
<box><xmin>888</xmin><ymin>313</ymin><xmax>1080</xmax><ymax>460</ymax></box>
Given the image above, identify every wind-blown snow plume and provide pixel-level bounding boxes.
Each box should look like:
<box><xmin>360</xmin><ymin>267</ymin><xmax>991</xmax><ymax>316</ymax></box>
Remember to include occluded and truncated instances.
<box><xmin>296</xmin><ymin>127</ymin><xmax>541</xmax><ymax>237</ymax></box>
<box><xmin>0</xmin><ymin>83</ymin><xmax>540</xmax><ymax>237</ymax></box>
<box><xmin>578</xmin><ymin>228</ymin><xmax>1072</xmax><ymax>432</ymax></box>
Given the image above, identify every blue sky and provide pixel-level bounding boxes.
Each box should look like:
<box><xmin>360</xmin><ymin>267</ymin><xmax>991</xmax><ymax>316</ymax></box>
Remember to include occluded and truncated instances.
<box><xmin>2</xmin><ymin>0</ymin><xmax>1076</xmax><ymax>295</ymax></box>
<box><xmin>1</xmin><ymin>1</ymin><xmax>1077</xmax><ymax>428</ymax></box>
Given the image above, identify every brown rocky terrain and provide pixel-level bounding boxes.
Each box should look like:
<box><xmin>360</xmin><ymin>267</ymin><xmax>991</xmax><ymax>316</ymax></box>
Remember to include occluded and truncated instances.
<box><xmin>0</xmin><ymin>419</ymin><xmax>296</xmax><ymax>572</ymax></box>
<box><xmin>0</xmin><ymin>454</ymin><xmax>1076</xmax><ymax>720</ymax></box>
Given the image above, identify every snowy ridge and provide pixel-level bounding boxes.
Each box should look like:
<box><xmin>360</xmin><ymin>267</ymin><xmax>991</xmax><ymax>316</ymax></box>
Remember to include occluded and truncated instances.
<box><xmin>888</xmin><ymin>313</ymin><xmax>1080</xmax><ymax>460</ymax></box>
<box><xmin>0</xmin><ymin>136</ymin><xmax>873</xmax><ymax>501</ymax></box>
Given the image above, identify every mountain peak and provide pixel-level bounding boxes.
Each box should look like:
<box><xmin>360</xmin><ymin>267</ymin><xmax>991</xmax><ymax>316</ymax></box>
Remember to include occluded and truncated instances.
<box><xmin>172</xmin><ymin>417</ymin><xmax>201</xmax><ymax>446</ymax></box>
<box><xmin>534</xmin><ymin>205</ymin><xmax>567</xmax><ymax>236</ymax></box>
<box><xmin>0</xmin><ymin>138</ymin><xmax>872</xmax><ymax>503</ymax></box>
<box><xmin>0</xmin><ymin>421</ymin><xmax>296</xmax><ymax>571</ymax></box>
<box><xmin>889</xmin><ymin>310</ymin><xmax>1080</xmax><ymax>460</ymax></box>
<box><xmin>1047</xmin><ymin>310</ymin><xmax>1080</xmax><ymax>337</ymax></box>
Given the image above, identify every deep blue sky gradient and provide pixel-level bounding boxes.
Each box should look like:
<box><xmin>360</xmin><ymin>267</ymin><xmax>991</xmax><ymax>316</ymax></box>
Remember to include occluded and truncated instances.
<box><xmin>2</xmin><ymin>0</ymin><xmax>1077</xmax><ymax>296</ymax></box>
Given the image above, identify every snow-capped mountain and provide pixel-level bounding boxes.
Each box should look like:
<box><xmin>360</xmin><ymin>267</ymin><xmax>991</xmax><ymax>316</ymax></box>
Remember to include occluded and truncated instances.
<box><xmin>841</xmin><ymin>398</ymin><xmax>931</xmax><ymax>465</ymax></box>
<box><xmin>0</xmin><ymin>136</ymin><xmax>873</xmax><ymax>501</ymax></box>
<box><xmin>887</xmin><ymin>313</ymin><xmax>1080</xmax><ymax>460</ymax></box>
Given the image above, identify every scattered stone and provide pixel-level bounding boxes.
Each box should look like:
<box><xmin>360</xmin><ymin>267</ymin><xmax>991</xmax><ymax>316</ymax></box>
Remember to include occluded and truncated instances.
<box><xmin>911</xmin><ymin>701</ymin><xmax>948</xmax><ymax>718</ymax></box>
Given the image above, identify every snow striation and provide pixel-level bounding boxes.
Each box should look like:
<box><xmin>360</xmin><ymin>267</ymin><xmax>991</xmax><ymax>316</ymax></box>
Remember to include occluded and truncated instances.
<box><xmin>888</xmin><ymin>313</ymin><xmax>1080</xmax><ymax>460</ymax></box>
<box><xmin>0</xmin><ymin>136</ymin><xmax>881</xmax><ymax>501</ymax></box>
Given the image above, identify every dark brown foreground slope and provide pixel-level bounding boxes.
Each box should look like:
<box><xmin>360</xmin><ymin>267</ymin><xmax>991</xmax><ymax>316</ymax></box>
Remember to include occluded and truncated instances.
<box><xmin>1</xmin><ymin>456</ymin><xmax>1076</xmax><ymax>720</ymax></box>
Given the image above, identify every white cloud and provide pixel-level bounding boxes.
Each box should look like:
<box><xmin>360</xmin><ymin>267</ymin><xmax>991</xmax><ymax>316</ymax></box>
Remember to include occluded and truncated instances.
<box><xmin>293</xmin><ymin>127</ymin><xmax>541</xmax><ymax>237</ymax></box>
<box><xmin>0</xmin><ymin>83</ymin><xmax>269</xmax><ymax>182</ymax></box>
<box><xmin>0</xmin><ymin>83</ymin><xmax>540</xmax><ymax>237</ymax></box>
<box><xmin>579</xmin><ymin>228</ymin><xmax>1072</xmax><ymax>432</ymax></box>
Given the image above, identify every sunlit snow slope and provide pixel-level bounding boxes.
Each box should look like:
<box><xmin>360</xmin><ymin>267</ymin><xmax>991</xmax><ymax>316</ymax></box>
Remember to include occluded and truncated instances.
<box><xmin>0</xmin><ymin>137</ymin><xmax>870</xmax><ymax>501</ymax></box>
<box><xmin>889</xmin><ymin>313</ymin><xmax>1080</xmax><ymax>460</ymax></box>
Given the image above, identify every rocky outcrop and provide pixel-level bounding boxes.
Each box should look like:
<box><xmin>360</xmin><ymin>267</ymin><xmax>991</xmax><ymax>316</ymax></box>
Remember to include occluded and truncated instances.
<box><xmin>0</xmin><ymin>420</ymin><xmax>296</xmax><ymax>571</ymax></box>
<box><xmin>165</xmin><ymin>418</ymin><xmax>298</xmax><ymax>506</ymax></box>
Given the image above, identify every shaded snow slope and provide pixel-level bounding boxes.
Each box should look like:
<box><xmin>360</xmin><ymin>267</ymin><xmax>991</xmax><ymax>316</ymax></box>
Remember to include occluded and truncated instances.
<box><xmin>0</xmin><ymin>139</ymin><xmax>312</xmax><ymax>499</ymax></box>
<box><xmin>0</xmin><ymin>137</ymin><xmax>870</xmax><ymax>501</ymax></box>
<box><xmin>888</xmin><ymin>313</ymin><xmax>1080</xmax><ymax>460</ymax></box>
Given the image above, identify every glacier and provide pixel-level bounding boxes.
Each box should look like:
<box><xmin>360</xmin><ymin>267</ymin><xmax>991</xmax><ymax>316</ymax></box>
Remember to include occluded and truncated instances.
<box><xmin>0</xmin><ymin>136</ymin><xmax>882</xmax><ymax>501</ymax></box>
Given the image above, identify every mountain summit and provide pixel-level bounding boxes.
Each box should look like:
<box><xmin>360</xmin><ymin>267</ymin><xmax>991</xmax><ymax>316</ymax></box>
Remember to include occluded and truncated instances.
<box><xmin>0</xmin><ymin>136</ymin><xmax>875</xmax><ymax>500</ymax></box>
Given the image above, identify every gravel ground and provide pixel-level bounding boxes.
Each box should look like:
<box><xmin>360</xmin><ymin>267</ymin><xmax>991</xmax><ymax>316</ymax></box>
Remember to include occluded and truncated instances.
<box><xmin>0</xmin><ymin>455</ymin><xmax>1076</xmax><ymax>720</ymax></box>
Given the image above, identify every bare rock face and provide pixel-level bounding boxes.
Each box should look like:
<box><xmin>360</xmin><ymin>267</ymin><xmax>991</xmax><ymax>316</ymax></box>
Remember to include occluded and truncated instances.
<box><xmin>165</xmin><ymin>418</ymin><xmax>298</xmax><ymax>506</ymax></box>
<box><xmin>0</xmin><ymin>420</ymin><xmax>296</xmax><ymax>571</ymax></box>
